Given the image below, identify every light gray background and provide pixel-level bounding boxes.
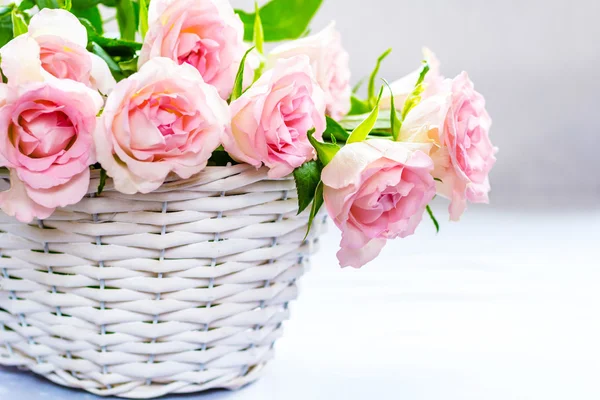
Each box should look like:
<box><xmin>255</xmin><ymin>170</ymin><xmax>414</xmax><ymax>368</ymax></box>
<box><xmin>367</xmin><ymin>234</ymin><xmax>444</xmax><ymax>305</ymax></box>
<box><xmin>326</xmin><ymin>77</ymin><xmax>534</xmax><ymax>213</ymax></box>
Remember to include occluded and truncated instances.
<box><xmin>234</xmin><ymin>0</ymin><xmax>600</xmax><ymax>205</ymax></box>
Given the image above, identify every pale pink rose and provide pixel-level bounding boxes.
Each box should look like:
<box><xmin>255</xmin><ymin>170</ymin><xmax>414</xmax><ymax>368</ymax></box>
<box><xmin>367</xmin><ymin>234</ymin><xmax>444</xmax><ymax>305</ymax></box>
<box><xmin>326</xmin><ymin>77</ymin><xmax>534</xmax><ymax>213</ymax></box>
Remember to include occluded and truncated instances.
<box><xmin>0</xmin><ymin>80</ymin><xmax>103</xmax><ymax>222</ymax></box>
<box><xmin>139</xmin><ymin>0</ymin><xmax>247</xmax><ymax>100</ymax></box>
<box><xmin>95</xmin><ymin>57</ymin><xmax>228</xmax><ymax>195</ymax></box>
<box><xmin>435</xmin><ymin>72</ymin><xmax>497</xmax><ymax>220</ymax></box>
<box><xmin>267</xmin><ymin>22</ymin><xmax>351</xmax><ymax>120</ymax></box>
<box><xmin>321</xmin><ymin>139</ymin><xmax>436</xmax><ymax>268</ymax></box>
<box><xmin>0</xmin><ymin>9</ymin><xmax>115</xmax><ymax>94</ymax></box>
<box><xmin>222</xmin><ymin>55</ymin><xmax>326</xmax><ymax>178</ymax></box>
<box><xmin>380</xmin><ymin>48</ymin><xmax>443</xmax><ymax>110</ymax></box>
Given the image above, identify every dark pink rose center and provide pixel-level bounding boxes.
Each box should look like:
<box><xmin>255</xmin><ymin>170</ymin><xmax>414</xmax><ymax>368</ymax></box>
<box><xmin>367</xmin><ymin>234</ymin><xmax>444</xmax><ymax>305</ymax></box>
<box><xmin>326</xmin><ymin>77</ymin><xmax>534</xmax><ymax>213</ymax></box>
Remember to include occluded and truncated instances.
<box><xmin>177</xmin><ymin>34</ymin><xmax>221</xmax><ymax>83</ymax></box>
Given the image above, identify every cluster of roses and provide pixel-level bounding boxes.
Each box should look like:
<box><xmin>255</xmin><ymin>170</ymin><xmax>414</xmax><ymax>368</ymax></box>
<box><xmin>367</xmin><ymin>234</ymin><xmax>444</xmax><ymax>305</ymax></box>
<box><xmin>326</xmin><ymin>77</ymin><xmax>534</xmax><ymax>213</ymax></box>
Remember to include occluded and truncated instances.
<box><xmin>0</xmin><ymin>0</ymin><xmax>496</xmax><ymax>268</ymax></box>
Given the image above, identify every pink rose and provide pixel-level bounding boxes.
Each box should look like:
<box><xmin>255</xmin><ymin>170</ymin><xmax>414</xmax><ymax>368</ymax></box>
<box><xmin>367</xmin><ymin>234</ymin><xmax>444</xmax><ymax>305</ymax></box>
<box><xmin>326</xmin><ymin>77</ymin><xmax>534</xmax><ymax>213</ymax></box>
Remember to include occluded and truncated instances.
<box><xmin>0</xmin><ymin>80</ymin><xmax>103</xmax><ymax>222</ymax></box>
<box><xmin>139</xmin><ymin>0</ymin><xmax>247</xmax><ymax>100</ymax></box>
<box><xmin>322</xmin><ymin>139</ymin><xmax>436</xmax><ymax>268</ymax></box>
<box><xmin>435</xmin><ymin>72</ymin><xmax>497</xmax><ymax>220</ymax></box>
<box><xmin>95</xmin><ymin>57</ymin><xmax>228</xmax><ymax>195</ymax></box>
<box><xmin>0</xmin><ymin>9</ymin><xmax>115</xmax><ymax>94</ymax></box>
<box><xmin>380</xmin><ymin>48</ymin><xmax>443</xmax><ymax>110</ymax></box>
<box><xmin>267</xmin><ymin>22</ymin><xmax>351</xmax><ymax>120</ymax></box>
<box><xmin>222</xmin><ymin>55</ymin><xmax>326</xmax><ymax>178</ymax></box>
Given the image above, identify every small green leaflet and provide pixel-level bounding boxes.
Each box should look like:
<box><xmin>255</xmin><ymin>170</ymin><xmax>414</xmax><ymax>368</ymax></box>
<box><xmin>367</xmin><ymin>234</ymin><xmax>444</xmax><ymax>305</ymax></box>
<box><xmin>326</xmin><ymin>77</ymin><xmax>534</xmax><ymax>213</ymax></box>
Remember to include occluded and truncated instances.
<box><xmin>230</xmin><ymin>46</ymin><xmax>255</xmax><ymax>102</ymax></box>
<box><xmin>236</xmin><ymin>0</ymin><xmax>322</xmax><ymax>42</ymax></box>
<box><xmin>307</xmin><ymin>128</ymin><xmax>340</xmax><ymax>166</ymax></box>
<box><xmin>11</xmin><ymin>10</ymin><xmax>27</xmax><ymax>37</ymax></box>
<box><xmin>35</xmin><ymin>0</ymin><xmax>71</xmax><ymax>9</ymax></box>
<box><xmin>368</xmin><ymin>48</ymin><xmax>392</xmax><ymax>108</ymax></box>
<box><xmin>347</xmin><ymin>86</ymin><xmax>384</xmax><ymax>144</ymax></box>
<box><xmin>293</xmin><ymin>160</ymin><xmax>322</xmax><ymax>215</ymax></box>
<box><xmin>352</xmin><ymin>77</ymin><xmax>366</xmax><ymax>94</ymax></box>
<box><xmin>305</xmin><ymin>181</ymin><xmax>324</xmax><ymax>240</ymax></box>
<box><xmin>426</xmin><ymin>205</ymin><xmax>440</xmax><ymax>233</ymax></box>
<box><xmin>323</xmin><ymin>116</ymin><xmax>349</xmax><ymax>142</ymax></box>
<box><xmin>401</xmin><ymin>62</ymin><xmax>430</xmax><ymax>121</ymax></box>
<box><xmin>139</xmin><ymin>0</ymin><xmax>149</xmax><ymax>39</ymax></box>
<box><xmin>97</xmin><ymin>168</ymin><xmax>107</xmax><ymax>195</ymax></box>
<box><xmin>382</xmin><ymin>79</ymin><xmax>401</xmax><ymax>141</ymax></box>
<box><xmin>349</xmin><ymin>95</ymin><xmax>371</xmax><ymax>116</ymax></box>
<box><xmin>18</xmin><ymin>0</ymin><xmax>36</xmax><ymax>11</ymax></box>
<box><xmin>253</xmin><ymin>1</ymin><xmax>264</xmax><ymax>55</ymax></box>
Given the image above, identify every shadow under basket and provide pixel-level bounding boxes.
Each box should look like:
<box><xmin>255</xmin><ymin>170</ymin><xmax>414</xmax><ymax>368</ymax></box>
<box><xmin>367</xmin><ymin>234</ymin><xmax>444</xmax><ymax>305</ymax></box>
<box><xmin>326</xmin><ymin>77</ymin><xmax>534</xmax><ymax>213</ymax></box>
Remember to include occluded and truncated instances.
<box><xmin>0</xmin><ymin>164</ymin><xmax>325</xmax><ymax>398</ymax></box>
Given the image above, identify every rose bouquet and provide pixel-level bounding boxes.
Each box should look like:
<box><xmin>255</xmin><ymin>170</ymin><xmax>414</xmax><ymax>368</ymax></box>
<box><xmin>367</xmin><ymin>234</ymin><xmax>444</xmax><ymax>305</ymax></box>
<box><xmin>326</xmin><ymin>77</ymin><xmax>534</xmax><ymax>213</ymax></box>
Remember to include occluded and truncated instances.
<box><xmin>0</xmin><ymin>0</ymin><xmax>496</xmax><ymax>396</ymax></box>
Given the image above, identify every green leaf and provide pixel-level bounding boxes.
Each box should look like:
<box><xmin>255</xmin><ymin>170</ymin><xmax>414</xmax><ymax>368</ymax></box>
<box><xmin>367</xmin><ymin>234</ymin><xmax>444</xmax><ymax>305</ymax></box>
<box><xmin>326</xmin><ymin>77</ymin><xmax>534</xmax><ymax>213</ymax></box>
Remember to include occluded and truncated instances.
<box><xmin>426</xmin><ymin>205</ymin><xmax>440</xmax><ymax>233</ymax></box>
<box><xmin>401</xmin><ymin>62</ymin><xmax>430</xmax><ymax>120</ymax></box>
<box><xmin>0</xmin><ymin>7</ymin><xmax>13</xmax><ymax>48</ymax></box>
<box><xmin>118</xmin><ymin>56</ymin><xmax>138</xmax><ymax>77</ymax></box>
<box><xmin>307</xmin><ymin>128</ymin><xmax>340</xmax><ymax>166</ymax></box>
<box><xmin>230</xmin><ymin>46</ymin><xmax>255</xmax><ymax>102</ymax></box>
<box><xmin>349</xmin><ymin>95</ymin><xmax>371</xmax><ymax>115</ymax></box>
<box><xmin>90</xmin><ymin>41</ymin><xmax>122</xmax><ymax>79</ymax></box>
<box><xmin>305</xmin><ymin>181</ymin><xmax>324</xmax><ymax>240</ymax></box>
<box><xmin>323</xmin><ymin>116</ymin><xmax>349</xmax><ymax>142</ymax></box>
<box><xmin>139</xmin><ymin>0</ymin><xmax>149</xmax><ymax>39</ymax></box>
<box><xmin>382</xmin><ymin>79</ymin><xmax>401</xmax><ymax>141</ymax></box>
<box><xmin>97</xmin><ymin>168</ymin><xmax>107</xmax><ymax>195</ymax></box>
<box><xmin>293</xmin><ymin>160</ymin><xmax>323</xmax><ymax>215</ymax></box>
<box><xmin>71</xmin><ymin>0</ymin><xmax>103</xmax><ymax>8</ymax></box>
<box><xmin>18</xmin><ymin>0</ymin><xmax>36</xmax><ymax>11</ymax></box>
<box><xmin>115</xmin><ymin>0</ymin><xmax>136</xmax><ymax>41</ymax></box>
<box><xmin>35</xmin><ymin>0</ymin><xmax>71</xmax><ymax>9</ymax></box>
<box><xmin>35</xmin><ymin>0</ymin><xmax>66</xmax><ymax>9</ymax></box>
<box><xmin>235</xmin><ymin>0</ymin><xmax>322</xmax><ymax>42</ymax></box>
<box><xmin>252</xmin><ymin>1</ymin><xmax>264</xmax><ymax>54</ymax></box>
<box><xmin>352</xmin><ymin>77</ymin><xmax>365</xmax><ymax>95</ymax></box>
<box><xmin>11</xmin><ymin>10</ymin><xmax>27</xmax><ymax>37</ymax></box>
<box><xmin>72</xmin><ymin>6</ymin><xmax>103</xmax><ymax>34</ymax></box>
<box><xmin>368</xmin><ymin>48</ymin><xmax>391</xmax><ymax>108</ymax></box>
<box><xmin>434</xmin><ymin>177</ymin><xmax>443</xmax><ymax>183</ymax></box>
<box><xmin>347</xmin><ymin>86</ymin><xmax>384</xmax><ymax>144</ymax></box>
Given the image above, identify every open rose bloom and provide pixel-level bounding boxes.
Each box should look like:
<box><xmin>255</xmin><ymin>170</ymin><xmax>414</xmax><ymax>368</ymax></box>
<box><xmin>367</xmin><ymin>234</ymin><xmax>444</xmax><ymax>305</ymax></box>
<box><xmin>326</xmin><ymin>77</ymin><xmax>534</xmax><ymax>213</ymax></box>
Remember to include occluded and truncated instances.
<box><xmin>0</xmin><ymin>0</ymin><xmax>496</xmax><ymax>263</ymax></box>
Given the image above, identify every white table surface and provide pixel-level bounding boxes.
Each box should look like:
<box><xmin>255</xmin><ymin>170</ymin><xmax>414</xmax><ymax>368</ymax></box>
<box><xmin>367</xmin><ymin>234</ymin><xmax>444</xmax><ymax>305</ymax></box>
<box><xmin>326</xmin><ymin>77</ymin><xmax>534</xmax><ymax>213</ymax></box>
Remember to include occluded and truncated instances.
<box><xmin>1</xmin><ymin>204</ymin><xmax>599</xmax><ymax>399</ymax></box>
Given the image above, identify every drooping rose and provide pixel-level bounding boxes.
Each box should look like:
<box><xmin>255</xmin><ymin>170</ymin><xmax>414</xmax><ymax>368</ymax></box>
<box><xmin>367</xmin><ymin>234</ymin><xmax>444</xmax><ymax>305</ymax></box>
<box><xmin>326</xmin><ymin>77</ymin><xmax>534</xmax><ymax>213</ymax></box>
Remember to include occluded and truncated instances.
<box><xmin>321</xmin><ymin>139</ymin><xmax>436</xmax><ymax>268</ymax></box>
<box><xmin>0</xmin><ymin>8</ymin><xmax>115</xmax><ymax>94</ymax></box>
<box><xmin>380</xmin><ymin>48</ymin><xmax>443</xmax><ymax>110</ymax></box>
<box><xmin>95</xmin><ymin>57</ymin><xmax>228</xmax><ymax>195</ymax></box>
<box><xmin>139</xmin><ymin>0</ymin><xmax>248</xmax><ymax>99</ymax></box>
<box><xmin>267</xmin><ymin>22</ymin><xmax>351</xmax><ymax>120</ymax></box>
<box><xmin>0</xmin><ymin>80</ymin><xmax>103</xmax><ymax>222</ymax></box>
<box><xmin>222</xmin><ymin>55</ymin><xmax>326</xmax><ymax>178</ymax></box>
<box><xmin>434</xmin><ymin>72</ymin><xmax>497</xmax><ymax>220</ymax></box>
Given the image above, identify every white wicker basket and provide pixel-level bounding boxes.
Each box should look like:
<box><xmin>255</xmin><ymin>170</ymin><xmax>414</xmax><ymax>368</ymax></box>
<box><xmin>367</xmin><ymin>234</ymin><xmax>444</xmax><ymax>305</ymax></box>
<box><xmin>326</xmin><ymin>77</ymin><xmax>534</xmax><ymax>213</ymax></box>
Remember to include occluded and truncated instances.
<box><xmin>0</xmin><ymin>164</ymin><xmax>325</xmax><ymax>398</ymax></box>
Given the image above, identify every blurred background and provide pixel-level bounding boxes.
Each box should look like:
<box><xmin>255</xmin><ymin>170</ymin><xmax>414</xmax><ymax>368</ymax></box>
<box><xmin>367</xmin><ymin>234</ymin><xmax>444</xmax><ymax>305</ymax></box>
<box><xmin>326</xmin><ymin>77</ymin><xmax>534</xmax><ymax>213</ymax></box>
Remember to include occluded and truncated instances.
<box><xmin>232</xmin><ymin>0</ymin><xmax>600</xmax><ymax>207</ymax></box>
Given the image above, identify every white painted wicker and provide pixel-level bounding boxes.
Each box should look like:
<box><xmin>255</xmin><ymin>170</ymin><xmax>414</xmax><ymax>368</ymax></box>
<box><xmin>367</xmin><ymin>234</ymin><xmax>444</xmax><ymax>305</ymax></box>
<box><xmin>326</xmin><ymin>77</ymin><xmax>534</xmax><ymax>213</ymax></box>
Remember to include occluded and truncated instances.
<box><xmin>0</xmin><ymin>164</ymin><xmax>325</xmax><ymax>398</ymax></box>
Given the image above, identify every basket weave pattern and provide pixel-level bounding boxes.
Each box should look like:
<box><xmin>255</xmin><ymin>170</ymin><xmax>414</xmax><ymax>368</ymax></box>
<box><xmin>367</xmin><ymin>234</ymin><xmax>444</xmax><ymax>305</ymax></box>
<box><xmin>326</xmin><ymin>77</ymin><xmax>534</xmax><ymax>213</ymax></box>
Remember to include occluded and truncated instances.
<box><xmin>0</xmin><ymin>164</ymin><xmax>324</xmax><ymax>398</ymax></box>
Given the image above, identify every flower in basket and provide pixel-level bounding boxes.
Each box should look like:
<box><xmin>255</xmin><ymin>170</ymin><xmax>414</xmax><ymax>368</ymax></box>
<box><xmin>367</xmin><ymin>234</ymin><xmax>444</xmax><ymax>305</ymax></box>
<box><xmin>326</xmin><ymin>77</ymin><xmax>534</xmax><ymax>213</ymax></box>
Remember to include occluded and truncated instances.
<box><xmin>321</xmin><ymin>140</ymin><xmax>436</xmax><ymax>268</ymax></box>
<box><xmin>0</xmin><ymin>79</ymin><xmax>103</xmax><ymax>222</ymax></box>
<box><xmin>139</xmin><ymin>0</ymin><xmax>250</xmax><ymax>99</ymax></box>
<box><xmin>267</xmin><ymin>22</ymin><xmax>351</xmax><ymax>120</ymax></box>
<box><xmin>0</xmin><ymin>8</ymin><xmax>115</xmax><ymax>94</ymax></box>
<box><xmin>222</xmin><ymin>55</ymin><xmax>326</xmax><ymax>178</ymax></box>
<box><xmin>94</xmin><ymin>57</ymin><xmax>229</xmax><ymax>194</ymax></box>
